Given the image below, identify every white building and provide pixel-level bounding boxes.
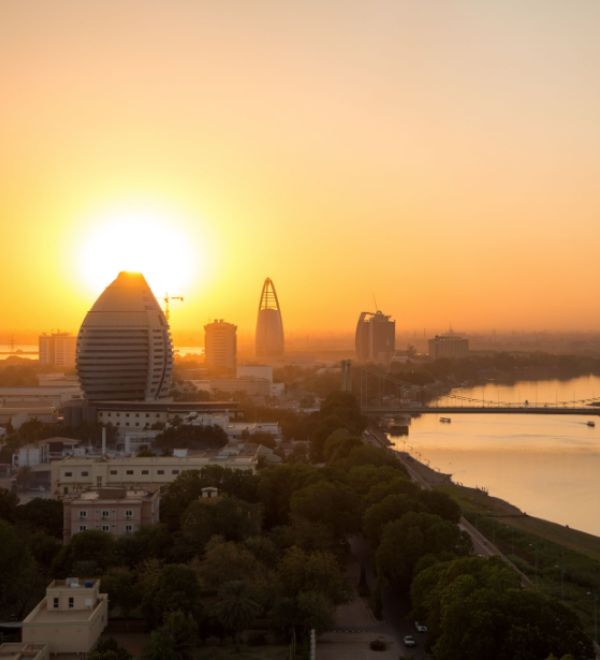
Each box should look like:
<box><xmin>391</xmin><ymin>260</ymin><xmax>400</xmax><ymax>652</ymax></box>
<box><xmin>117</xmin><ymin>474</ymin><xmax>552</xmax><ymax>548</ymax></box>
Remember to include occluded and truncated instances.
<box><xmin>236</xmin><ymin>364</ymin><xmax>273</xmax><ymax>382</ymax></box>
<box><xmin>224</xmin><ymin>421</ymin><xmax>281</xmax><ymax>442</ymax></box>
<box><xmin>12</xmin><ymin>438</ymin><xmax>80</xmax><ymax>468</ymax></box>
<box><xmin>39</xmin><ymin>333</ymin><xmax>77</xmax><ymax>368</ymax></box>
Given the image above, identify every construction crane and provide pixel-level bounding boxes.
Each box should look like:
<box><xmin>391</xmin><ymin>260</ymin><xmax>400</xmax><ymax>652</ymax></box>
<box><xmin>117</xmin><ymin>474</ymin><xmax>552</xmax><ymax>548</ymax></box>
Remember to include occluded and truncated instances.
<box><xmin>163</xmin><ymin>293</ymin><xmax>184</xmax><ymax>324</ymax></box>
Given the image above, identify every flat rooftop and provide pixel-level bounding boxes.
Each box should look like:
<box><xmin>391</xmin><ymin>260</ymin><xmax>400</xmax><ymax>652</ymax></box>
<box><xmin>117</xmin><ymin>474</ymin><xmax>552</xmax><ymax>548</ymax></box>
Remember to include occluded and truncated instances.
<box><xmin>93</xmin><ymin>401</ymin><xmax>240</xmax><ymax>412</ymax></box>
<box><xmin>0</xmin><ymin>643</ymin><xmax>47</xmax><ymax>660</ymax></box>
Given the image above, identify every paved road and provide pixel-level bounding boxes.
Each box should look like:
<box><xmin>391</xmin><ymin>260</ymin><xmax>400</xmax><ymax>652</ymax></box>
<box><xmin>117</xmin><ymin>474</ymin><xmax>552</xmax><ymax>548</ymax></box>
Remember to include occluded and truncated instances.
<box><xmin>349</xmin><ymin>535</ymin><xmax>430</xmax><ymax>660</ymax></box>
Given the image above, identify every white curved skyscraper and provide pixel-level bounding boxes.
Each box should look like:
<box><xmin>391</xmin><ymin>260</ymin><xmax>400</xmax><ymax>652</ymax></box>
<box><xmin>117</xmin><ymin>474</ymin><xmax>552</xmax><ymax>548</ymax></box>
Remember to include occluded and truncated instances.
<box><xmin>76</xmin><ymin>272</ymin><xmax>174</xmax><ymax>401</ymax></box>
<box><xmin>255</xmin><ymin>278</ymin><xmax>284</xmax><ymax>358</ymax></box>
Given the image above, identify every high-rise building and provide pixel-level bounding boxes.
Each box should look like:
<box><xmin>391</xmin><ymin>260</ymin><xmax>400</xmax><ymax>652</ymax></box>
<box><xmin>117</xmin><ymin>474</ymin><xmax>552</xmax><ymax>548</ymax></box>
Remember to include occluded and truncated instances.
<box><xmin>255</xmin><ymin>278</ymin><xmax>284</xmax><ymax>357</ymax></box>
<box><xmin>428</xmin><ymin>331</ymin><xmax>469</xmax><ymax>360</ymax></box>
<box><xmin>39</xmin><ymin>332</ymin><xmax>77</xmax><ymax>367</ymax></box>
<box><xmin>76</xmin><ymin>271</ymin><xmax>174</xmax><ymax>402</ymax></box>
<box><xmin>355</xmin><ymin>311</ymin><xmax>396</xmax><ymax>364</ymax></box>
<box><xmin>204</xmin><ymin>319</ymin><xmax>237</xmax><ymax>370</ymax></box>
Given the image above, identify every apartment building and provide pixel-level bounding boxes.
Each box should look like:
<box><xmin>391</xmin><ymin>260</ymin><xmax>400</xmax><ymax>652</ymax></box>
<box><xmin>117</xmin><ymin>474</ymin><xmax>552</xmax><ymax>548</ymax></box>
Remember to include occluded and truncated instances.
<box><xmin>22</xmin><ymin>579</ymin><xmax>108</xmax><ymax>656</ymax></box>
<box><xmin>62</xmin><ymin>485</ymin><xmax>160</xmax><ymax>543</ymax></box>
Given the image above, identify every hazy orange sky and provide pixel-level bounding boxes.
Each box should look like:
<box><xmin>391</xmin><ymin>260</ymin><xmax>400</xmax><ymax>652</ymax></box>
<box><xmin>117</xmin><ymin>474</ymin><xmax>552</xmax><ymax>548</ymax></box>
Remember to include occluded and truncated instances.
<box><xmin>2</xmin><ymin>1</ymin><xmax>600</xmax><ymax>339</ymax></box>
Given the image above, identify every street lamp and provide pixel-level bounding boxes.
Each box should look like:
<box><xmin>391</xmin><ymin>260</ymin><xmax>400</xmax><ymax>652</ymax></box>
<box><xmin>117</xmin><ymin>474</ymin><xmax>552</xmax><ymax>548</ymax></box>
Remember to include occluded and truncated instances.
<box><xmin>587</xmin><ymin>592</ymin><xmax>598</xmax><ymax>645</ymax></box>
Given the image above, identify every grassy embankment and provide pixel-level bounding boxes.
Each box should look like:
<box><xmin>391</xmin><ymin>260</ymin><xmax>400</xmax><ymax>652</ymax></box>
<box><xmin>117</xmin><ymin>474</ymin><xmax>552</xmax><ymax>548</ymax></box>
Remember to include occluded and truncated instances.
<box><xmin>439</xmin><ymin>482</ymin><xmax>600</xmax><ymax>640</ymax></box>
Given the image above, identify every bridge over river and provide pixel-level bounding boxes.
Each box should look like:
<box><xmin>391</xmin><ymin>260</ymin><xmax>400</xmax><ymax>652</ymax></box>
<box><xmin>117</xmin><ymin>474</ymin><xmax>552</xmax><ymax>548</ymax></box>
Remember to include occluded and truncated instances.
<box><xmin>362</xmin><ymin>406</ymin><xmax>600</xmax><ymax>415</ymax></box>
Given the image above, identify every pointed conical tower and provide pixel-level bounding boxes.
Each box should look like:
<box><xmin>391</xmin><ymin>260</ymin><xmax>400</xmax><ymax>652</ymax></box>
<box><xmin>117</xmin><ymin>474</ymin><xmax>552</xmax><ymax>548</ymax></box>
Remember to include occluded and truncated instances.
<box><xmin>76</xmin><ymin>271</ymin><xmax>174</xmax><ymax>401</ymax></box>
<box><xmin>255</xmin><ymin>278</ymin><xmax>284</xmax><ymax>358</ymax></box>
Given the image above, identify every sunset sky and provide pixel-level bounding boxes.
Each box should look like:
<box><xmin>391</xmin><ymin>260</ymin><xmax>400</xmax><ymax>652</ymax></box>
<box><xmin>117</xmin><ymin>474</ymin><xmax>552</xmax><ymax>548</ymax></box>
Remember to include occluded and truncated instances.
<box><xmin>2</xmin><ymin>1</ymin><xmax>600</xmax><ymax>339</ymax></box>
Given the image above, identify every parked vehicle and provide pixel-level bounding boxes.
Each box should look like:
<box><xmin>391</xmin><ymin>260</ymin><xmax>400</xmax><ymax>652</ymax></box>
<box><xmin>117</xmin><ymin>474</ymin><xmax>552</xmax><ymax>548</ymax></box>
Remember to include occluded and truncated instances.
<box><xmin>414</xmin><ymin>622</ymin><xmax>427</xmax><ymax>632</ymax></box>
<box><xmin>403</xmin><ymin>635</ymin><xmax>416</xmax><ymax>647</ymax></box>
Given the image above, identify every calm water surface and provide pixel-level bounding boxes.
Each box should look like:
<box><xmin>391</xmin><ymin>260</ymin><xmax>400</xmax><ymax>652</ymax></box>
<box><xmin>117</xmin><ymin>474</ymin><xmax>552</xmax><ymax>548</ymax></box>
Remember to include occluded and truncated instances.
<box><xmin>388</xmin><ymin>375</ymin><xmax>600</xmax><ymax>536</ymax></box>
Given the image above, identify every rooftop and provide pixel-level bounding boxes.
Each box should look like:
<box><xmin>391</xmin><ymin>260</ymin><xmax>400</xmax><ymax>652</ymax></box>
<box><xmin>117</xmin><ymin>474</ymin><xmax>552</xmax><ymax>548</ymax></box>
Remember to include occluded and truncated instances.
<box><xmin>0</xmin><ymin>643</ymin><xmax>48</xmax><ymax>660</ymax></box>
<box><xmin>92</xmin><ymin>400</ymin><xmax>240</xmax><ymax>412</ymax></box>
<box><xmin>68</xmin><ymin>486</ymin><xmax>159</xmax><ymax>501</ymax></box>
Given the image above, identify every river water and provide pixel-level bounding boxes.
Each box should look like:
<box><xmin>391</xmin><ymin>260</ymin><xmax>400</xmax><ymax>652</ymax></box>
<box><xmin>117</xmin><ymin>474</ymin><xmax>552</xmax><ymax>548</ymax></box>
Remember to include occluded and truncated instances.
<box><xmin>387</xmin><ymin>375</ymin><xmax>600</xmax><ymax>537</ymax></box>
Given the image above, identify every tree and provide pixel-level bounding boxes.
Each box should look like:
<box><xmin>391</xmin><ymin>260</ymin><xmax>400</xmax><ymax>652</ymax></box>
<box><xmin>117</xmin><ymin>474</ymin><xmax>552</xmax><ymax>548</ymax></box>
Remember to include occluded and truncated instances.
<box><xmin>16</xmin><ymin>465</ymin><xmax>34</xmax><ymax>491</ymax></box>
<box><xmin>89</xmin><ymin>639</ymin><xmax>132</xmax><ymax>660</ymax></box>
<box><xmin>270</xmin><ymin>591</ymin><xmax>335</xmax><ymax>638</ymax></box>
<box><xmin>362</xmin><ymin>476</ymin><xmax>420</xmax><ymax>509</ymax></box>
<box><xmin>277</xmin><ymin>547</ymin><xmax>352</xmax><ymax>606</ymax></box>
<box><xmin>0</xmin><ymin>520</ymin><xmax>37</xmax><ymax>618</ymax></box>
<box><xmin>347</xmin><ymin>465</ymin><xmax>405</xmax><ymax>496</ymax></box>
<box><xmin>101</xmin><ymin>568</ymin><xmax>142</xmax><ymax>617</ymax></box>
<box><xmin>376</xmin><ymin>512</ymin><xmax>471</xmax><ymax>590</ymax></box>
<box><xmin>181</xmin><ymin>496</ymin><xmax>262</xmax><ymax>553</ymax></box>
<box><xmin>141</xmin><ymin>564</ymin><xmax>204</xmax><ymax>630</ymax></box>
<box><xmin>0</xmin><ymin>488</ymin><xmax>18</xmax><ymax>523</ymax></box>
<box><xmin>341</xmin><ymin>445</ymin><xmax>406</xmax><ymax>471</ymax></box>
<box><xmin>141</xmin><ymin>610</ymin><xmax>197</xmax><ymax>660</ymax></box>
<box><xmin>17</xmin><ymin>497</ymin><xmax>63</xmax><ymax>538</ymax></box>
<box><xmin>214</xmin><ymin>580</ymin><xmax>261</xmax><ymax>653</ymax></box>
<box><xmin>290</xmin><ymin>480</ymin><xmax>359</xmax><ymax>540</ymax></box>
<box><xmin>363</xmin><ymin>494</ymin><xmax>427</xmax><ymax>548</ymax></box>
<box><xmin>195</xmin><ymin>537</ymin><xmax>261</xmax><ymax>591</ymax></box>
<box><xmin>137</xmin><ymin>446</ymin><xmax>157</xmax><ymax>457</ymax></box>
<box><xmin>52</xmin><ymin>529</ymin><xmax>116</xmax><ymax>578</ymax></box>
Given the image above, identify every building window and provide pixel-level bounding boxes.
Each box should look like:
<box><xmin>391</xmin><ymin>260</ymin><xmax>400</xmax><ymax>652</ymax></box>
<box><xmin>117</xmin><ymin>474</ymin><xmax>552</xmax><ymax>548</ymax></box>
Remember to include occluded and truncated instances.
<box><xmin>101</xmin><ymin>525</ymin><xmax>110</xmax><ymax>532</ymax></box>
<box><xmin>117</xmin><ymin>413</ymin><xmax>120</xmax><ymax>417</ymax></box>
<box><xmin>126</xmin><ymin>413</ymin><xmax>130</xmax><ymax>417</ymax></box>
<box><xmin>172</xmin><ymin>470</ymin><xmax>179</xmax><ymax>475</ymax></box>
<box><xmin>81</xmin><ymin>471</ymin><xmax>89</xmax><ymax>477</ymax></box>
<box><xmin>125</xmin><ymin>510</ymin><xmax>133</xmax><ymax>518</ymax></box>
<box><xmin>157</xmin><ymin>470</ymin><xmax>164</xmax><ymax>475</ymax></box>
<box><xmin>156</xmin><ymin>414</ymin><xmax>160</xmax><ymax>417</ymax></box>
<box><xmin>135</xmin><ymin>423</ymin><xmax>139</xmax><ymax>426</ymax></box>
<box><xmin>63</xmin><ymin>487</ymin><xmax>69</xmax><ymax>495</ymax></box>
<box><xmin>110</xmin><ymin>470</ymin><xmax>117</xmax><ymax>475</ymax></box>
<box><xmin>125</xmin><ymin>525</ymin><xmax>133</xmax><ymax>533</ymax></box>
<box><xmin>69</xmin><ymin>597</ymin><xmax>74</xmax><ymax>609</ymax></box>
<box><xmin>146</xmin><ymin>413</ymin><xmax>150</xmax><ymax>417</ymax></box>
<box><xmin>79</xmin><ymin>525</ymin><xmax>87</xmax><ymax>532</ymax></box>
<box><xmin>79</xmin><ymin>511</ymin><xmax>87</xmax><ymax>518</ymax></box>
<box><xmin>136</xmin><ymin>413</ymin><xmax>139</xmax><ymax>417</ymax></box>
<box><xmin>101</xmin><ymin>510</ymin><xmax>109</xmax><ymax>518</ymax></box>
<box><xmin>53</xmin><ymin>597</ymin><xmax>59</xmax><ymax>609</ymax></box>
<box><xmin>142</xmin><ymin>470</ymin><xmax>149</xmax><ymax>475</ymax></box>
<box><xmin>126</xmin><ymin>470</ymin><xmax>134</xmax><ymax>475</ymax></box>
<box><xmin>65</xmin><ymin>472</ymin><xmax>72</xmax><ymax>477</ymax></box>
<box><xmin>126</xmin><ymin>422</ymin><xmax>130</xmax><ymax>426</ymax></box>
<box><xmin>108</xmin><ymin>413</ymin><xmax>112</xmax><ymax>417</ymax></box>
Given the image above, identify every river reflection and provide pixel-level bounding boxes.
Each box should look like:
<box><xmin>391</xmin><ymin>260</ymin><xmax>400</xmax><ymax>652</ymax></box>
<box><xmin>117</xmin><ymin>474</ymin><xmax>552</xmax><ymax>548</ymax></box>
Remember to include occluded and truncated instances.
<box><xmin>388</xmin><ymin>376</ymin><xmax>600</xmax><ymax>536</ymax></box>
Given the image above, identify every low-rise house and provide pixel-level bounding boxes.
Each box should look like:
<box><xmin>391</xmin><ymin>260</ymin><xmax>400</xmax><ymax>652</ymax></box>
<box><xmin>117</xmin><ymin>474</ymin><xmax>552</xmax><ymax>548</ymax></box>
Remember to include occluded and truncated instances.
<box><xmin>22</xmin><ymin>579</ymin><xmax>108</xmax><ymax>657</ymax></box>
<box><xmin>62</xmin><ymin>485</ymin><xmax>160</xmax><ymax>543</ymax></box>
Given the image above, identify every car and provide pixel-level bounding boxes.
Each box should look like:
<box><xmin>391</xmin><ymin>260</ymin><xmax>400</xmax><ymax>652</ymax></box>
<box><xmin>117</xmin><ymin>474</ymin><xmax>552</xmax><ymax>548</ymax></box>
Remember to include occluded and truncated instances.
<box><xmin>403</xmin><ymin>635</ymin><xmax>416</xmax><ymax>647</ymax></box>
<box><xmin>414</xmin><ymin>622</ymin><xmax>427</xmax><ymax>632</ymax></box>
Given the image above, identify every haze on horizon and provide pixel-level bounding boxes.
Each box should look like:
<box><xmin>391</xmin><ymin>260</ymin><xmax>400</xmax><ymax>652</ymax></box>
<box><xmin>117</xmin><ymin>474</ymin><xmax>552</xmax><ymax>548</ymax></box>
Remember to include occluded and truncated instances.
<box><xmin>1</xmin><ymin>1</ymin><xmax>600</xmax><ymax>336</ymax></box>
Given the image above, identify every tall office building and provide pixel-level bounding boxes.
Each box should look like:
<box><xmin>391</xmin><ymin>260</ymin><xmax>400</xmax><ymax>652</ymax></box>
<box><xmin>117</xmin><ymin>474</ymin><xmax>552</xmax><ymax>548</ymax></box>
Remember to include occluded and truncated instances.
<box><xmin>255</xmin><ymin>278</ymin><xmax>284</xmax><ymax>358</ymax></box>
<box><xmin>76</xmin><ymin>271</ymin><xmax>174</xmax><ymax>402</ymax></box>
<box><xmin>355</xmin><ymin>311</ymin><xmax>396</xmax><ymax>364</ymax></box>
<box><xmin>428</xmin><ymin>331</ymin><xmax>469</xmax><ymax>360</ymax></box>
<box><xmin>204</xmin><ymin>319</ymin><xmax>237</xmax><ymax>370</ymax></box>
<box><xmin>39</xmin><ymin>332</ymin><xmax>77</xmax><ymax>367</ymax></box>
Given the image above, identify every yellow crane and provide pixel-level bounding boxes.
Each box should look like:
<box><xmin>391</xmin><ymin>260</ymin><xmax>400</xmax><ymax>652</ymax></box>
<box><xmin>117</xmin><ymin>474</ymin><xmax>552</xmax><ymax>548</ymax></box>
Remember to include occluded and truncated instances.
<box><xmin>163</xmin><ymin>293</ymin><xmax>184</xmax><ymax>324</ymax></box>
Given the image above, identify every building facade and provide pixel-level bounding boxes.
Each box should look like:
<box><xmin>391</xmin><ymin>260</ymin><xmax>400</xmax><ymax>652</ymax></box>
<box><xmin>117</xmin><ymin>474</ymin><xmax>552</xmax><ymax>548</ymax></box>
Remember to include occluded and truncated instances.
<box><xmin>51</xmin><ymin>452</ymin><xmax>259</xmax><ymax>497</ymax></box>
<box><xmin>39</xmin><ymin>333</ymin><xmax>77</xmax><ymax>368</ymax></box>
<box><xmin>0</xmin><ymin>643</ymin><xmax>49</xmax><ymax>660</ymax></box>
<box><xmin>428</xmin><ymin>332</ymin><xmax>469</xmax><ymax>360</ymax></box>
<box><xmin>22</xmin><ymin>579</ymin><xmax>108</xmax><ymax>656</ymax></box>
<box><xmin>76</xmin><ymin>271</ymin><xmax>174</xmax><ymax>402</ymax></box>
<box><xmin>255</xmin><ymin>278</ymin><xmax>285</xmax><ymax>358</ymax></box>
<box><xmin>62</xmin><ymin>486</ymin><xmax>160</xmax><ymax>543</ymax></box>
<box><xmin>355</xmin><ymin>311</ymin><xmax>396</xmax><ymax>364</ymax></box>
<box><xmin>204</xmin><ymin>319</ymin><xmax>237</xmax><ymax>370</ymax></box>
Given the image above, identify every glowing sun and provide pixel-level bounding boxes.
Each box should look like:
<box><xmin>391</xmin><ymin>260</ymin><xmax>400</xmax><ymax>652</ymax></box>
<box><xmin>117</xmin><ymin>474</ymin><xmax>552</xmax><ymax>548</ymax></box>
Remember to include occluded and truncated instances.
<box><xmin>79</xmin><ymin>204</ymin><xmax>200</xmax><ymax>296</ymax></box>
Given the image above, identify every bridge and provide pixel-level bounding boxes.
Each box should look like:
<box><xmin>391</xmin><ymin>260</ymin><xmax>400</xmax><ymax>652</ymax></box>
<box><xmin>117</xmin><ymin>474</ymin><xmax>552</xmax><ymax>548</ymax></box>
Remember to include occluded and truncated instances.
<box><xmin>362</xmin><ymin>406</ymin><xmax>600</xmax><ymax>416</ymax></box>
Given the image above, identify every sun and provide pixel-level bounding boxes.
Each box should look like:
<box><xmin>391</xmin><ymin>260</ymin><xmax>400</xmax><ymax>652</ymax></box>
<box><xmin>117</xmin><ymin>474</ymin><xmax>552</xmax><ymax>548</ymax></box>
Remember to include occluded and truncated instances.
<box><xmin>78</xmin><ymin>203</ymin><xmax>200</xmax><ymax>296</ymax></box>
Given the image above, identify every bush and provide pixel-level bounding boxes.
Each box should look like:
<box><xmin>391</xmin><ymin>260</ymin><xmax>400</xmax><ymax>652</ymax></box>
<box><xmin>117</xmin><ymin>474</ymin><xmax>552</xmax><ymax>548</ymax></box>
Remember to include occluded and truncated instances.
<box><xmin>369</xmin><ymin>639</ymin><xmax>386</xmax><ymax>651</ymax></box>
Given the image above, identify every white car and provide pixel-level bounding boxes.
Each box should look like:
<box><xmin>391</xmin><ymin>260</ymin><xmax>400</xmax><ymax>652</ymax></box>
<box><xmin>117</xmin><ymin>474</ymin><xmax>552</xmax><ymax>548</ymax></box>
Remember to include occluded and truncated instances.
<box><xmin>403</xmin><ymin>635</ymin><xmax>416</xmax><ymax>647</ymax></box>
<box><xmin>414</xmin><ymin>622</ymin><xmax>427</xmax><ymax>632</ymax></box>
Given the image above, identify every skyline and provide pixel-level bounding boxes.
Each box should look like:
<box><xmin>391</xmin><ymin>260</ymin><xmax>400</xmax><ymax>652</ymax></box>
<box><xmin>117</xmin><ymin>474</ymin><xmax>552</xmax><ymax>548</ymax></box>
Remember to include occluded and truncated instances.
<box><xmin>2</xmin><ymin>1</ymin><xmax>600</xmax><ymax>334</ymax></box>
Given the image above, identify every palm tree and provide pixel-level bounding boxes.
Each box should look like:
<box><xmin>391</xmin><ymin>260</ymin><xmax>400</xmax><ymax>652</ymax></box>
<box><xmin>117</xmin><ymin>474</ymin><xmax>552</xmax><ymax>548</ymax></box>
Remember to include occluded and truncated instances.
<box><xmin>214</xmin><ymin>580</ymin><xmax>261</xmax><ymax>653</ymax></box>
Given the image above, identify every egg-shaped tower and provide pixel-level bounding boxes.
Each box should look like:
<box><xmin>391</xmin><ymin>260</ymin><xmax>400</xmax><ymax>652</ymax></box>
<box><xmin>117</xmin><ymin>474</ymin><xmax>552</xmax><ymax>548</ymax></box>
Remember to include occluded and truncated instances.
<box><xmin>76</xmin><ymin>271</ymin><xmax>174</xmax><ymax>401</ymax></box>
<box><xmin>255</xmin><ymin>278</ymin><xmax>284</xmax><ymax>358</ymax></box>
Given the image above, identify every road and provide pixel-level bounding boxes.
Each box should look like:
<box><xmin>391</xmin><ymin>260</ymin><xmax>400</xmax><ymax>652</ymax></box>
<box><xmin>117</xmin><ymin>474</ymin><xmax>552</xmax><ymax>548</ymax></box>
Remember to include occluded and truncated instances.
<box><xmin>348</xmin><ymin>535</ymin><xmax>430</xmax><ymax>660</ymax></box>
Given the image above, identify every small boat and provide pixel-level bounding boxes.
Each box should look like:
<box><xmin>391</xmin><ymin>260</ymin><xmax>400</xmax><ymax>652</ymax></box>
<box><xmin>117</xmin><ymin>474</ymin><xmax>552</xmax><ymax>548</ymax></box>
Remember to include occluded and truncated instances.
<box><xmin>587</xmin><ymin>421</ymin><xmax>596</xmax><ymax>428</ymax></box>
<box><xmin>439</xmin><ymin>417</ymin><xmax>452</xmax><ymax>423</ymax></box>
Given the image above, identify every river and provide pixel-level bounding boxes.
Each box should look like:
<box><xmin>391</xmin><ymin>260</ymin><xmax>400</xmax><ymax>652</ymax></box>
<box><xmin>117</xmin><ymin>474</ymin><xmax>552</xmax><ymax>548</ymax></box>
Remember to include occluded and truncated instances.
<box><xmin>387</xmin><ymin>375</ymin><xmax>600</xmax><ymax>537</ymax></box>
